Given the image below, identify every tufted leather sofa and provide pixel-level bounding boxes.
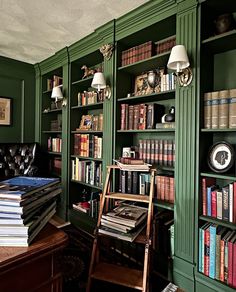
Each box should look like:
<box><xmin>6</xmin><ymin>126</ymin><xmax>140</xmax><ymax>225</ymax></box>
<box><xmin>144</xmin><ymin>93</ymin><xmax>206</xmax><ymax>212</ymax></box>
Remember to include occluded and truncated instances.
<box><xmin>0</xmin><ymin>143</ymin><xmax>42</xmax><ymax>179</ymax></box>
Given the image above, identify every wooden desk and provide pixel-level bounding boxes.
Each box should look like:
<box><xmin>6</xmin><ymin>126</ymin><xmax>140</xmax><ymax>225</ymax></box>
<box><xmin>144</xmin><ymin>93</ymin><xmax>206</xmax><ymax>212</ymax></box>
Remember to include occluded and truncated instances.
<box><xmin>0</xmin><ymin>223</ymin><xmax>68</xmax><ymax>292</ymax></box>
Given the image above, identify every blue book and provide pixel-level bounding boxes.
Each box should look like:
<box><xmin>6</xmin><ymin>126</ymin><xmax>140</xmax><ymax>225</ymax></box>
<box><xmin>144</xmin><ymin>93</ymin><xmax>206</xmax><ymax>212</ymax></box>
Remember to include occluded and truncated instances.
<box><xmin>0</xmin><ymin>177</ymin><xmax>59</xmax><ymax>200</ymax></box>
<box><xmin>209</xmin><ymin>224</ymin><xmax>218</xmax><ymax>279</ymax></box>
<box><xmin>207</xmin><ymin>185</ymin><xmax>216</xmax><ymax>217</ymax></box>
<box><xmin>199</xmin><ymin>227</ymin><xmax>202</xmax><ymax>272</ymax></box>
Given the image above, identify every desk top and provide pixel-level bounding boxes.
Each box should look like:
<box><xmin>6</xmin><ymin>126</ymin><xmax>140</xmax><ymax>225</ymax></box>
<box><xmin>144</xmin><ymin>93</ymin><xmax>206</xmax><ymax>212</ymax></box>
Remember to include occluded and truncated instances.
<box><xmin>0</xmin><ymin>223</ymin><xmax>68</xmax><ymax>270</ymax></box>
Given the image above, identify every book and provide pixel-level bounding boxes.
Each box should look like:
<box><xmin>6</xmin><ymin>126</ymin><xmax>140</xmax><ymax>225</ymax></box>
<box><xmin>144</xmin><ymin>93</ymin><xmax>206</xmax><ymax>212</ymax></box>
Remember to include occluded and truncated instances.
<box><xmin>211</xmin><ymin>91</ymin><xmax>219</xmax><ymax>129</ymax></box>
<box><xmin>98</xmin><ymin>223</ymin><xmax>145</xmax><ymax>242</ymax></box>
<box><xmin>0</xmin><ymin>201</ymin><xmax>56</xmax><ymax>246</ymax></box>
<box><xmin>0</xmin><ymin>177</ymin><xmax>59</xmax><ymax>200</ymax></box>
<box><xmin>0</xmin><ymin>186</ymin><xmax>61</xmax><ymax>214</ymax></box>
<box><xmin>215</xmin><ymin>227</ymin><xmax>227</xmax><ymax>280</ymax></box>
<box><xmin>229</xmin><ymin>88</ymin><xmax>236</xmax><ymax>128</ymax></box>
<box><xmin>204</xmin><ymin>92</ymin><xmax>212</xmax><ymax>129</ymax></box>
<box><xmin>102</xmin><ymin>204</ymin><xmax>147</xmax><ymax>228</ymax></box>
<box><xmin>0</xmin><ymin>200</ymin><xmax>56</xmax><ymax>236</ymax></box>
<box><xmin>114</xmin><ymin>159</ymin><xmax>151</xmax><ymax>172</ymax></box>
<box><xmin>100</xmin><ymin>218</ymin><xmax>132</xmax><ymax>233</ymax></box>
<box><xmin>218</xmin><ymin>90</ymin><xmax>229</xmax><ymax>129</ymax></box>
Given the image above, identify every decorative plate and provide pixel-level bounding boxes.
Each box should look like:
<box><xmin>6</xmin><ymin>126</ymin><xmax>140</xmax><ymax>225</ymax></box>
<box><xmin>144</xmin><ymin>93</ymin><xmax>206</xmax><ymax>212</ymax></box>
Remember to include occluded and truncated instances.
<box><xmin>207</xmin><ymin>141</ymin><xmax>235</xmax><ymax>173</ymax></box>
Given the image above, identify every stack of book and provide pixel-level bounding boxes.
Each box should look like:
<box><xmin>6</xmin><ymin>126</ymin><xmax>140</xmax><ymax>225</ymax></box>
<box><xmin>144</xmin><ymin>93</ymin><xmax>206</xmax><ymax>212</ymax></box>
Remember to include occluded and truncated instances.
<box><xmin>99</xmin><ymin>203</ymin><xmax>147</xmax><ymax>242</ymax></box>
<box><xmin>0</xmin><ymin>176</ymin><xmax>61</xmax><ymax>246</ymax></box>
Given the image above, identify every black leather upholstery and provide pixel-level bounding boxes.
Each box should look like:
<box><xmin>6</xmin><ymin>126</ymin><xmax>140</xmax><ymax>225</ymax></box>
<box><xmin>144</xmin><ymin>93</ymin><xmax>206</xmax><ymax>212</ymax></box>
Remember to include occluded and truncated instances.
<box><xmin>0</xmin><ymin>143</ymin><xmax>41</xmax><ymax>179</ymax></box>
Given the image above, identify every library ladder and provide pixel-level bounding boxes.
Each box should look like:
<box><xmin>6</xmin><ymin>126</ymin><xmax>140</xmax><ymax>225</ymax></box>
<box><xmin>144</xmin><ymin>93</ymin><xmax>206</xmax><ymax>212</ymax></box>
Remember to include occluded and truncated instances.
<box><xmin>86</xmin><ymin>165</ymin><xmax>155</xmax><ymax>292</ymax></box>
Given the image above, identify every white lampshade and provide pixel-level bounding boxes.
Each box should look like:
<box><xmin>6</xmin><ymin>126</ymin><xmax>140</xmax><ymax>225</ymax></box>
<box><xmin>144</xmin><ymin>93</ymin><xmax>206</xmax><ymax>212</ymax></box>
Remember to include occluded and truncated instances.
<box><xmin>167</xmin><ymin>45</ymin><xmax>190</xmax><ymax>72</ymax></box>
<box><xmin>91</xmin><ymin>72</ymin><xmax>106</xmax><ymax>91</ymax></box>
<box><xmin>51</xmin><ymin>87</ymin><xmax>63</xmax><ymax>100</ymax></box>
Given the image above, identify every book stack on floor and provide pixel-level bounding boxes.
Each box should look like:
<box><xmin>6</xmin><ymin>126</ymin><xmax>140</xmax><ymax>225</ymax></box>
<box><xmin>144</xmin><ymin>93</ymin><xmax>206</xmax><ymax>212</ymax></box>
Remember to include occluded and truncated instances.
<box><xmin>0</xmin><ymin>176</ymin><xmax>61</xmax><ymax>246</ymax></box>
<box><xmin>99</xmin><ymin>203</ymin><xmax>147</xmax><ymax>242</ymax></box>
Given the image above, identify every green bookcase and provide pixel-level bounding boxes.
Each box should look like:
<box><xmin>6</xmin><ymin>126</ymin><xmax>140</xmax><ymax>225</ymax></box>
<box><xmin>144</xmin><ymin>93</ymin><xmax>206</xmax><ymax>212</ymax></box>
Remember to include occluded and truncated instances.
<box><xmin>196</xmin><ymin>1</ymin><xmax>236</xmax><ymax>291</ymax></box>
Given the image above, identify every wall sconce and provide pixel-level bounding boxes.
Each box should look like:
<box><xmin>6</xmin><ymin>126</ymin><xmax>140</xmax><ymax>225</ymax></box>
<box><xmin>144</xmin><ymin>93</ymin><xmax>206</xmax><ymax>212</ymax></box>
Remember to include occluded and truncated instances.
<box><xmin>51</xmin><ymin>86</ymin><xmax>67</xmax><ymax>108</ymax></box>
<box><xmin>91</xmin><ymin>72</ymin><xmax>111</xmax><ymax>99</ymax></box>
<box><xmin>167</xmin><ymin>45</ymin><xmax>193</xmax><ymax>87</ymax></box>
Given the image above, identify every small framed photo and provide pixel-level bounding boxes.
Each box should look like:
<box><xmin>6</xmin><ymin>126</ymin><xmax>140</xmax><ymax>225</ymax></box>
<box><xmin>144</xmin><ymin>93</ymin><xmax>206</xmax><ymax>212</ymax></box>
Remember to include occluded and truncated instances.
<box><xmin>0</xmin><ymin>97</ymin><xmax>12</xmax><ymax>126</ymax></box>
<box><xmin>134</xmin><ymin>73</ymin><xmax>150</xmax><ymax>96</ymax></box>
<box><xmin>79</xmin><ymin>115</ymin><xmax>93</xmax><ymax>130</ymax></box>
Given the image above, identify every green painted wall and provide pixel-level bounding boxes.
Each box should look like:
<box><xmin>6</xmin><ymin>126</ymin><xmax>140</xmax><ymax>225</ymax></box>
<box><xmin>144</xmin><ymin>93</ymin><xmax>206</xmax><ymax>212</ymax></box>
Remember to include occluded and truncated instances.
<box><xmin>0</xmin><ymin>56</ymin><xmax>35</xmax><ymax>142</ymax></box>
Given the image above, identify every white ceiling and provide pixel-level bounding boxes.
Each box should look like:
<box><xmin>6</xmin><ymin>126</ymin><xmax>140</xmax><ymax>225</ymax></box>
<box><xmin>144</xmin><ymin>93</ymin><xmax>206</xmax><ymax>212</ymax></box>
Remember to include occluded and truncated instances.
<box><xmin>0</xmin><ymin>0</ymin><xmax>149</xmax><ymax>64</ymax></box>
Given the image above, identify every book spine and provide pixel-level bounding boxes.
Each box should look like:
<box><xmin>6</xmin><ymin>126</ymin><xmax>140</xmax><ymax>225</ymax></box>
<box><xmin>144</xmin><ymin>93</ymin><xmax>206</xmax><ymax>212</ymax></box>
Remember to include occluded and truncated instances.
<box><xmin>217</xmin><ymin>191</ymin><xmax>223</xmax><ymax>220</ymax></box>
<box><xmin>211</xmin><ymin>91</ymin><xmax>219</xmax><ymax>129</ymax></box>
<box><xmin>211</xmin><ymin>190</ymin><xmax>217</xmax><ymax>218</ymax></box>
<box><xmin>229</xmin><ymin>88</ymin><xmax>236</xmax><ymax>128</ymax></box>
<box><xmin>218</xmin><ymin>90</ymin><xmax>229</xmax><ymax>129</ymax></box>
<box><xmin>204</xmin><ymin>92</ymin><xmax>212</xmax><ymax>128</ymax></box>
<box><xmin>222</xmin><ymin>186</ymin><xmax>229</xmax><ymax>221</ymax></box>
<box><xmin>215</xmin><ymin>234</ymin><xmax>221</xmax><ymax>280</ymax></box>
<box><xmin>199</xmin><ymin>227</ymin><xmax>202</xmax><ymax>272</ymax></box>
<box><xmin>220</xmin><ymin>238</ymin><xmax>225</xmax><ymax>282</ymax></box>
<box><xmin>228</xmin><ymin>240</ymin><xmax>233</xmax><ymax>286</ymax></box>
<box><xmin>204</xmin><ymin>226</ymin><xmax>210</xmax><ymax>276</ymax></box>
<box><xmin>163</xmin><ymin>140</ymin><xmax>168</xmax><ymax>166</ymax></box>
<box><xmin>232</xmin><ymin>240</ymin><xmax>236</xmax><ymax>287</ymax></box>
<box><xmin>156</xmin><ymin>175</ymin><xmax>161</xmax><ymax>200</ymax></box>
<box><xmin>209</xmin><ymin>225</ymin><xmax>216</xmax><ymax>279</ymax></box>
<box><xmin>229</xmin><ymin>183</ymin><xmax>233</xmax><ymax>223</ymax></box>
<box><xmin>234</xmin><ymin>182</ymin><xmax>236</xmax><ymax>223</ymax></box>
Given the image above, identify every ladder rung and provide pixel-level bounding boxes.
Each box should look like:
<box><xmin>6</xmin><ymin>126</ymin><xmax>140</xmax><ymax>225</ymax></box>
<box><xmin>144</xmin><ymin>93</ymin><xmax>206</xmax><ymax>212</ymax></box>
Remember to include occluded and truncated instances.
<box><xmin>106</xmin><ymin>192</ymin><xmax>150</xmax><ymax>203</ymax></box>
<box><xmin>91</xmin><ymin>262</ymin><xmax>143</xmax><ymax>290</ymax></box>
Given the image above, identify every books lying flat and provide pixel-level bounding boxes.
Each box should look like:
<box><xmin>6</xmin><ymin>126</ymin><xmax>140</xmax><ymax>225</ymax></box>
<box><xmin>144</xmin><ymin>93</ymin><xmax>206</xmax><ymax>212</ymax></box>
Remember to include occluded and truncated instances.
<box><xmin>113</xmin><ymin>160</ymin><xmax>151</xmax><ymax>172</ymax></box>
<box><xmin>0</xmin><ymin>186</ymin><xmax>61</xmax><ymax>214</ymax></box>
<box><xmin>99</xmin><ymin>223</ymin><xmax>145</xmax><ymax>242</ymax></box>
<box><xmin>102</xmin><ymin>204</ymin><xmax>147</xmax><ymax>227</ymax></box>
<box><xmin>101</xmin><ymin>218</ymin><xmax>132</xmax><ymax>233</ymax></box>
<box><xmin>0</xmin><ymin>177</ymin><xmax>60</xmax><ymax>200</ymax></box>
<box><xmin>0</xmin><ymin>201</ymin><xmax>56</xmax><ymax>246</ymax></box>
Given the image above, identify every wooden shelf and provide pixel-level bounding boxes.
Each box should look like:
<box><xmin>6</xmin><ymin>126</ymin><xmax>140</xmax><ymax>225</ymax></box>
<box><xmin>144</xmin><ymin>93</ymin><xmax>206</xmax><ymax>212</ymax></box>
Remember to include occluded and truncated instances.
<box><xmin>117</xmin><ymin>129</ymin><xmax>175</xmax><ymax>133</ymax></box>
<box><xmin>153</xmin><ymin>199</ymin><xmax>174</xmax><ymax>211</ymax></box>
<box><xmin>42</xmin><ymin>108</ymin><xmax>62</xmax><ymax>114</ymax></box>
<box><xmin>71</xmin><ymin>102</ymin><xmax>103</xmax><ymax>110</ymax></box>
<box><xmin>201</xmin><ymin>128</ymin><xmax>236</xmax><ymax>132</ymax></box>
<box><xmin>106</xmin><ymin>192</ymin><xmax>149</xmax><ymax>203</ymax></box>
<box><xmin>71</xmin><ymin>155</ymin><xmax>103</xmax><ymax>162</ymax></box>
<box><xmin>91</xmin><ymin>262</ymin><xmax>143</xmax><ymax>290</ymax></box>
<box><xmin>118</xmin><ymin>51</ymin><xmax>170</xmax><ymax>74</ymax></box>
<box><xmin>202</xmin><ymin>29</ymin><xmax>236</xmax><ymax>54</ymax></box>
<box><xmin>48</xmin><ymin>152</ymin><xmax>62</xmax><ymax>156</ymax></box>
<box><xmin>42</xmin><ymin>130</ymin><xmax>62</xmax><ymax>134</ymax></box>
<box><xmin>200</xmin><ymin>172</ymin><xmax>236</xmax><ymax>180</ymax></box>
<box><xmin>199</xmin><ymin>215</ymin><xmax>236</xmax><ymax>230</ymax></box>
<box><xmin>71</xmin><ymin>179</ymin><xmax>103</xmax><ymax>190</ymax></box>
<box><xmin>71</xmin><ymin>76</ymin><xmax>93</xmax><ymax>86</ymax></box>
<box><xmin>117</xmin><ymin>90</ymin><xmax>175</xmax><ymax>103</ymax></box>
<box><xmin>71</xmin><ymin>130</ymin><xmax>103</xmax><ymax>134</ymax></box>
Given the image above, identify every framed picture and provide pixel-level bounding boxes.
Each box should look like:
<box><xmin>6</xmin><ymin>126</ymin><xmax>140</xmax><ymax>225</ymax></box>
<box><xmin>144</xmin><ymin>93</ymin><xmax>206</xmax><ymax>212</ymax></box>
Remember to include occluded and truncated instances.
<box><xmin>0</xmin><ymin>97</ymin><xmax>12</xmax><ymax>126</ymax></box>
<box><xmin>207</xmin><ymin>141</ymin><xmax>235</xmax><ymax>173</ymax></box>
<box><xmin>79</xmin><ymin>115</ymin><xmax>93</xmax><ymax>130</ymax></box>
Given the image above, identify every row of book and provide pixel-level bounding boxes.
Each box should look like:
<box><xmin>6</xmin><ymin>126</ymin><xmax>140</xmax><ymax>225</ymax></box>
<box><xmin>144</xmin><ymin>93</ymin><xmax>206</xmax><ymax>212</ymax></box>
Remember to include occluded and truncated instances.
<box><xmin>202</xmin><ymin>178</ymin><xmax>236</xmax><ymax>223</ymax></box>
<box><xmin>120</xmin><ymin>103</ymin><xmax>165</xmax><ymax>130</ymax></box>
<box><xmin>77</xmin><ymin>90</ymin><xmax>104</xmax><ymax>106</ymax></box>
<box><xmin>156</xmin><ymin>35</ymin><xmax>176</xmax><ymax>55</ymax></box>
<box><xmin>71</xmin><ymin>158</ymin><xmax>103</xmax><ymax>187</ymax></box>
<box><xmin>50</xmin><ymin>118</ymin><xmax>62</xmax><ymax>131</ymax></box>
<box><xmin>47</xmin><ymin>137</ymin><xmax>62</xmax><ymax>153</ymax></box>
<box><xmin>138</xmin><ymin>139</ymin><xmax>175</xmax><ymax>167</ymax></box>
<box><xmin>77</xmin><ymin>114</ymin><xmax>103</xmax><ymax>132</ymax></box>
<box><xmin>47</xmin><ymin>75</ymin><xmax>63</xmax><ymax>91</ymax></box>
<box><xmin>73</xmin><ymin>191</ymin><xmax>100</xmax><ymax>218</ymax></box>
<box><xmin>99</xmin><ymin>203</ymin><xmax>148</xmax><ymax>242</ymax></box>
<box><xmin>74</xmin><ymin>134</ymin><xmax>102</xmax><ymax>159</ymax></box>
<box><xmin>156</xmin><ymin>175</ymin><xmax>175</xmax><ymax>203</ymax></box>
<box><xmin>158</xmin><ymin>71</ymin><xmax>176</xmax><ymax>93</ymax></box>
<box><xmin>204</xmin><ymin>88</ymin><xmax>236</xmax><ymax>129</ymax></box>
<box><xmin>0</xmin><ymin>176</ymin><xmax>60</xmax><ymax>246</ymax></box>
<box><xmin>121</xmin><ymin>41</ymin><xmax>154</xmax><ymax>66</ymax></box>
<box><xmin>118</xmin><ymin>170</ymin><xmax>175</xmax><ymax>202</ymax></box>
<box><xmin>199</xmin><ymin>224</ymin><xmax>236</xmax><ymax>288</ymax></box>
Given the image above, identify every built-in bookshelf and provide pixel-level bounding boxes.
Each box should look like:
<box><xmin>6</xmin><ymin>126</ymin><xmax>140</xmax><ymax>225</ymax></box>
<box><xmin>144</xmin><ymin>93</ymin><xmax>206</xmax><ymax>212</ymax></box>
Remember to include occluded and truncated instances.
<box><xmin>68</xmin><ymin>43</ymin><xmax>110</xmax><ymax>232</ymax></box>
<box><xmin>197</xmin><ymin>1</ymin><xmax>236</xmax><ymax>291</ymax></box>
<box><xmin>114</xmin><ymin>13</ymin><xmax>176</xmax><ymax>281</ymax></box>
<box><xmin>41</xmin><ymin>68</ymin><xmax>63</xmax><ymax>178</ymax></box>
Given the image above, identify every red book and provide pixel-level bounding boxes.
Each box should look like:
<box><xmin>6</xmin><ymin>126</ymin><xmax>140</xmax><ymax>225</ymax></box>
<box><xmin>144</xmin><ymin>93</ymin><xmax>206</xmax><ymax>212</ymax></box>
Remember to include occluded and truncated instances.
<box><xmin>160</xmin><ymin>176</ymin><xmax>165</xmax><ymax>201</ymax></box>
<box><xmin>156</xmin><ymin>175</ymin><xmax>161</xmax><ymax>200</ymax></box>
<box><xmin>164</xmin><ymin>176</ymin><xmax>170</xmax><ymax>201</ymax></box>
<box><xmin>202</xmin><ymin>177</ymin><xmax>216</xmax><ymax>216</ymax></box>
<box><xmin>233</xmin><ymin>236</ymin><xmax>236</xmax><ymax>287</ymax></box>
<box><xmin>228</xmin><ymin>233</ymin><xmax>236</xmax><ymax>286</ymax></box>
<box><xmin>211</xmin><ymin>190</ymin><xmax>217</xmax><ymax>218</ymax></box>
<box><xmin>169</xmin><ymin>177</ymin><xmax>175</xmax><ymax>203</ymax></box>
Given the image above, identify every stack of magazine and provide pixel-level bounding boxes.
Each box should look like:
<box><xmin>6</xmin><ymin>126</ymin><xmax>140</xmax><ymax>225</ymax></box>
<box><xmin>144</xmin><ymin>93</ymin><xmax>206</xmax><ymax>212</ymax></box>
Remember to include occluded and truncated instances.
<box><xmin>99</xmin><ymin>203</ymin><xmax>147</xmax><ymax>242</ymax></box>
<box><xmin>0</xmin><ymin>176</ymin><xmax>61</xmax><ymax>246</ymax></box>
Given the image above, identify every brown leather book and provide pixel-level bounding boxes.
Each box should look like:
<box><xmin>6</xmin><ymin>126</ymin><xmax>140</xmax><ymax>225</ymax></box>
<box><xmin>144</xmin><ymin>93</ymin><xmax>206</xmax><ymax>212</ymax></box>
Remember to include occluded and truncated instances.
<box><xmin>211</xmin><ymin>91</ymin><xmax>219</xmax><ymax>129</ymax></box>
<box><xmin>204</xmin><ymin>92</ymin><xmax>212</xmax><ymax>129</ymax></box>
<box><xmin>218</xmin><ymin>89</ymin><xmax>229</xmax><ymax>128</ymax></box>
<box><xmin>229</xmin><ymin>88</ymin><xmax>236</xmax><ymax>128</ymax></box>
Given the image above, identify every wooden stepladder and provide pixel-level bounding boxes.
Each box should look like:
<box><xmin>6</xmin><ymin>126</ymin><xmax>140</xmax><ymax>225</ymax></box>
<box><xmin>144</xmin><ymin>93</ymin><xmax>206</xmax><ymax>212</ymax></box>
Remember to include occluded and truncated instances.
<box><xmin>86</xmin><ymin>165</ymin><xmax>155</xmax><ymax>292</ymax></box>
